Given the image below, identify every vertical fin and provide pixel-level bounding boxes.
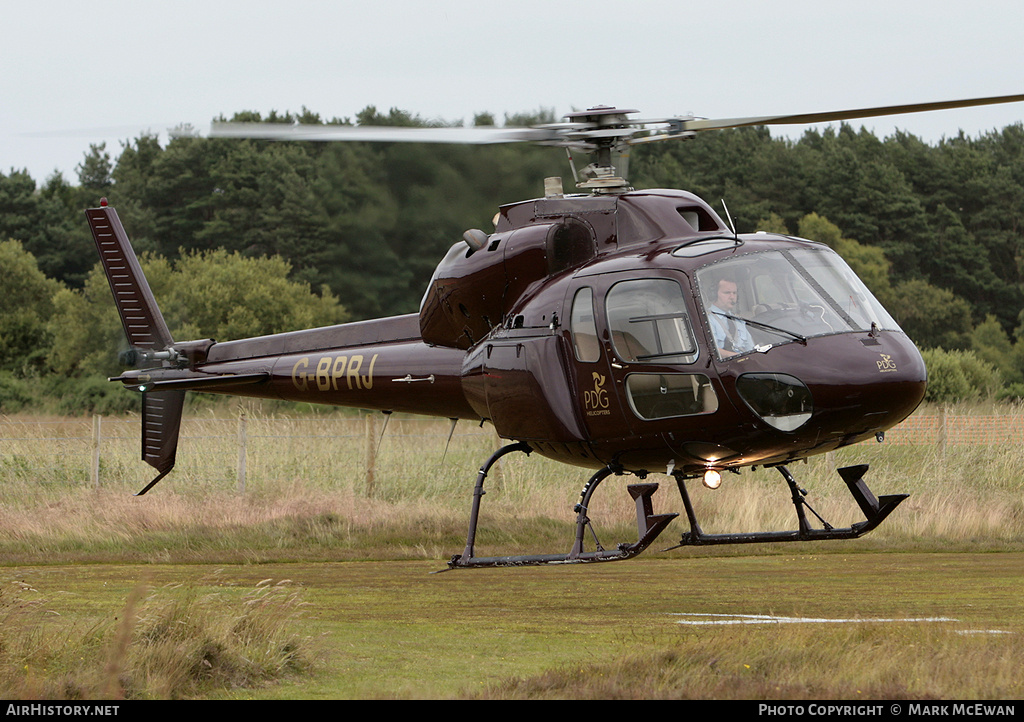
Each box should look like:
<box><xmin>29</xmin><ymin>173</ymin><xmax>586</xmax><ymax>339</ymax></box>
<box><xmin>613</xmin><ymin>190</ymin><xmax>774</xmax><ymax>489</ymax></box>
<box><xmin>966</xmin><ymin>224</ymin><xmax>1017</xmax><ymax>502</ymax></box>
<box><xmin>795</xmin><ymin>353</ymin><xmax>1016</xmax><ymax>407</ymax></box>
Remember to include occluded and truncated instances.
<box><xmin>135</xmin><ymin>389</ymin><xmax>186</xmax><ymax>495</ymax></box>
<box><xmin>85</xmin><ymin>204</ymin><xmax>174</xmax><ymax>352</ymax></box>
<box><xmin>85</xmin><ymin>202</ymin><xmax>183</xmax><ymax>494</ymax></box>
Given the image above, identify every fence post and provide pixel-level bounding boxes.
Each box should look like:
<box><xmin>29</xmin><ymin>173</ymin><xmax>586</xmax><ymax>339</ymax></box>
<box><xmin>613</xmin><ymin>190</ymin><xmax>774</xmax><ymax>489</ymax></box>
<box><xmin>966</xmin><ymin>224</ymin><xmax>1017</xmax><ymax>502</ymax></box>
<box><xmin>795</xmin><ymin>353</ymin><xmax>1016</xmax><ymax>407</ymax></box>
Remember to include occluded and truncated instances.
<box><xmin>364</xmin><ymin>414</ymin><xmax>377</xmax><ymax>497</ymax></box>
<box><xmin>237</xmin><ymin>411</ymin><xmax>247</xmax><ymax>493</ymax></box>
<box><xmin>939</xmin><ymin>406</ymin><xmax>948</xmax><ymax>457</ymax></box>
<box><xmin>91</xmin><ymin>414</ymin><xmax>102</xmax><ymax>487</ymax></box>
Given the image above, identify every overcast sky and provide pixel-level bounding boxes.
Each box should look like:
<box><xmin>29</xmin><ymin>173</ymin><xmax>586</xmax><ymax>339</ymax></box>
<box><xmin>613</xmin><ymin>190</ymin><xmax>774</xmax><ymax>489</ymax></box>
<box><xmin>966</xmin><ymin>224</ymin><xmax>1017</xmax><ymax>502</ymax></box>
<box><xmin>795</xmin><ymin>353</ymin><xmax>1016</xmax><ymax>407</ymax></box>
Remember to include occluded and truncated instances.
<box><xmin>4</xmin><ymin>0</ymin><xmax>1024</xmax><ymax>184</ymax></box>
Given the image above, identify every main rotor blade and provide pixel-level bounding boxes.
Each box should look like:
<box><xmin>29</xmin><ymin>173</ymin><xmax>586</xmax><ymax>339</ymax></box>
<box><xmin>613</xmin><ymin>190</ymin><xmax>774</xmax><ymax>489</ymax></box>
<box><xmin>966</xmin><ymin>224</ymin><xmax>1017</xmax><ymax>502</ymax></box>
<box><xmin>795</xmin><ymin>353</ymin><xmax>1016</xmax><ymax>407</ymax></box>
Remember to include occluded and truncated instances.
<box><xmin>681</xmin><ymin>92</ymin><xmax>1024</xmax><ymax>132</ymax></box>
<box><xmin>209</xmin><ymin>122</ymin><xmax>559</xmax><ymax>144</ymax></box>
<box><xmin>209</xmin><ymin>92</ymin><xmax>1024</xmax><ymax>151</ymax></box>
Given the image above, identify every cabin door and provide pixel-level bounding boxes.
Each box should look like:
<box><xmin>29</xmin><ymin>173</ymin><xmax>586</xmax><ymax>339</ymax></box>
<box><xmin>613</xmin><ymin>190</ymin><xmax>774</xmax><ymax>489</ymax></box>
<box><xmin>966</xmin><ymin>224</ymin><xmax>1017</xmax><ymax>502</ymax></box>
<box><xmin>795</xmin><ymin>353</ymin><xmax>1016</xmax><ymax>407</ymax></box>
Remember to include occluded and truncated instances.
<box><xmin>566</xmin><ymin>273</ymin><xmax>719</xmax><ymax>443</ymax></box>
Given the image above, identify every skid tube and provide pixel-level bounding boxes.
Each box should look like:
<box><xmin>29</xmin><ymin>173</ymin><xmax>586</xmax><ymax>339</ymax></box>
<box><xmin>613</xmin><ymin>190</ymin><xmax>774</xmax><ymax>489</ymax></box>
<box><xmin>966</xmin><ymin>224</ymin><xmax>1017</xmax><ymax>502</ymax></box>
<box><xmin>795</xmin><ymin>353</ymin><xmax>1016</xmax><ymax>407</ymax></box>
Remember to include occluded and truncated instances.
<box><xmin>667</xmin><ymin>463</ymin><xmax>908</xmax><ymax>548</ymax></box>
<box><xmin>446</xmin><ymin>443</ymin><xmax>678</xmax><ymax>569</ymax></box>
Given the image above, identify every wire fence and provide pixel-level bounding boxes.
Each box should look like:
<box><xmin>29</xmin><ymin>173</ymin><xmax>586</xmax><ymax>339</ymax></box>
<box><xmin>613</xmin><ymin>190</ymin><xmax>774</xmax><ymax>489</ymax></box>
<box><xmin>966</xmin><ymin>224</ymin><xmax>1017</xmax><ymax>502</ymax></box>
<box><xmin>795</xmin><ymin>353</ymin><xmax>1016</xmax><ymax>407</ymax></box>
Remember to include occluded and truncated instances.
<box><xmin>883</xmin><ymin>410</ymin><xmax>1024</xmax><ymax>446</ymax></box>
<box><xmin>2</xmin><ymin>409</ymin><xmax>1022</xmax><ymax>489</ymax></box>
<box><xmin>0</xmin><ymin>414</ymin><xmax>502</xmax><ymax>491</ymax></box>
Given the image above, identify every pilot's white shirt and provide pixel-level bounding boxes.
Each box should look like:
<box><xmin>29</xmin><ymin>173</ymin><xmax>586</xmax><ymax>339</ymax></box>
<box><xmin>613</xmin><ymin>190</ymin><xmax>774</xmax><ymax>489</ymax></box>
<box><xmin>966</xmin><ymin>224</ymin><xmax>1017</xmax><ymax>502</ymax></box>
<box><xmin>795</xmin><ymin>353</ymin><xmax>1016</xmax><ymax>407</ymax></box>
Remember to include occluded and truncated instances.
<box><xmin>709</xmin><ymin>304</ymin><xmax>753</xmax><ymax>354</ymax></box>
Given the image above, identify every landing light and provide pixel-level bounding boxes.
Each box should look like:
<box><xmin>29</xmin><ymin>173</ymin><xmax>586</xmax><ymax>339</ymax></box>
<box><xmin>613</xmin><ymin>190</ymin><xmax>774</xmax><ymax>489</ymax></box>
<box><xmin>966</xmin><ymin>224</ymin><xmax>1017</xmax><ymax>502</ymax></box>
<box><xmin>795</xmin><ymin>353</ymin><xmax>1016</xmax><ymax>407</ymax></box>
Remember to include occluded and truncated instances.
<box><xmin>703</xmin><ymin>469</ymin><xmax>722</xmax><ymax>490</ymax></box>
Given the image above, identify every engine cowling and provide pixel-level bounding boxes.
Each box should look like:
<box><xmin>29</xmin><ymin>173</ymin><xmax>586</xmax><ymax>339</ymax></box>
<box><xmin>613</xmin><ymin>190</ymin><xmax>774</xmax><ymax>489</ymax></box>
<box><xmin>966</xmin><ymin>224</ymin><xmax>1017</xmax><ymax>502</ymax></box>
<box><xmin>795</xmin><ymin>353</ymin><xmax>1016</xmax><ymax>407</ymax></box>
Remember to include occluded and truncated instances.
<box><xmin>419</xmin><ymin>223</ymin><xmax>554</xmax><ymax>348</ymax></box>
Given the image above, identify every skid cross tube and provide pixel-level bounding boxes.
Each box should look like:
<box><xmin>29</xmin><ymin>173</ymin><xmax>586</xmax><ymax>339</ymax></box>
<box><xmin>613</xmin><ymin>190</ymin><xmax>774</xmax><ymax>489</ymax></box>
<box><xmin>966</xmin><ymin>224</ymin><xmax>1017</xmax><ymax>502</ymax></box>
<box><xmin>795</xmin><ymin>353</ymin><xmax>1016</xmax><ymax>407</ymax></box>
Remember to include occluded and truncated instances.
<box><xmin>669</xmin><ymin>463</ymin><xmax>908</xmax><ymax>547</ymax></box>
<box><xmin>448</xmin><ymin>457</ymin><xmax>677</xmax><ymax>569</ymax></box>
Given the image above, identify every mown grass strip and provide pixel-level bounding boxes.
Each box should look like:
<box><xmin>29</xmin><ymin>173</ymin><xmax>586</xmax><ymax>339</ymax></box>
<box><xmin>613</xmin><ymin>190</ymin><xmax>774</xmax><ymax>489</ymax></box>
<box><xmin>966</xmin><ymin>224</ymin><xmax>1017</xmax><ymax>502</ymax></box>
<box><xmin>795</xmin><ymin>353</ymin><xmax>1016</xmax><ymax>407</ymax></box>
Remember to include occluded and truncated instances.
<box><xmin>3</xmin><ymin>555</ymin><xmax>1021</xmax><ymax>699</ymax></box>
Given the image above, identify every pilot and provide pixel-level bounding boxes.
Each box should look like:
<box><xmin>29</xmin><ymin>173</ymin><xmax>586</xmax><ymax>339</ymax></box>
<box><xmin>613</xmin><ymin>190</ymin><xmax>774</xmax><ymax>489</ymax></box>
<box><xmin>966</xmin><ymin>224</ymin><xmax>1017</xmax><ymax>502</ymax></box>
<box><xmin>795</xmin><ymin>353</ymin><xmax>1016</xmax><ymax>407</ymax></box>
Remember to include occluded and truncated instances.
<box><xmin>708</xmin><ymin>276</ymin><xmax>753</xmax><ymax>357</ymax></box>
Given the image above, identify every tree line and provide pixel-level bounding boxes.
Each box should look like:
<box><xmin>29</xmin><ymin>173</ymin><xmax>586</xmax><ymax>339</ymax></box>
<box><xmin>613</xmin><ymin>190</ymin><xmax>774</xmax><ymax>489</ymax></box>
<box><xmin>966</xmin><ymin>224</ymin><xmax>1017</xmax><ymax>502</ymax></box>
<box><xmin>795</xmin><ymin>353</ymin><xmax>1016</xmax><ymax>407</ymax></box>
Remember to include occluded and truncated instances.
<box><xmin>2</xmin><ymin>106</ymin><xmax>1024</xmax><ymax>411</ymax></box>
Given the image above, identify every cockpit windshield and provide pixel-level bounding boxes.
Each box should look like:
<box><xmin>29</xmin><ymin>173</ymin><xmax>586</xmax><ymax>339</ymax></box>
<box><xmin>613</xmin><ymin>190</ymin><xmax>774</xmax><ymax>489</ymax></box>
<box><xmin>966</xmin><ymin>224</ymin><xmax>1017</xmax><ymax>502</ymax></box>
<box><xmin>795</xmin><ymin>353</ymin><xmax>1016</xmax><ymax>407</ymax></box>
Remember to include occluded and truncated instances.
<box><xmin>694</xmin><ymin>248</ymin><xmax>901</xmax><ymax>358</ymax></box>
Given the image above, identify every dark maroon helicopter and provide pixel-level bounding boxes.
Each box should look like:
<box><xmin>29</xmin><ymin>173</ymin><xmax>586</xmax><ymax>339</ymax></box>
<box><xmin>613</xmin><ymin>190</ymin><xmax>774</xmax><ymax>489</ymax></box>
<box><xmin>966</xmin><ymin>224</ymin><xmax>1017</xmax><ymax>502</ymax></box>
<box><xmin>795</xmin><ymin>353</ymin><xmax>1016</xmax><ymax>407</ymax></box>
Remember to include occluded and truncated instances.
<box><xmin>87</xmin><ymin>94</ymin><xmax>1024</xmax><ymax>568</ymax></box>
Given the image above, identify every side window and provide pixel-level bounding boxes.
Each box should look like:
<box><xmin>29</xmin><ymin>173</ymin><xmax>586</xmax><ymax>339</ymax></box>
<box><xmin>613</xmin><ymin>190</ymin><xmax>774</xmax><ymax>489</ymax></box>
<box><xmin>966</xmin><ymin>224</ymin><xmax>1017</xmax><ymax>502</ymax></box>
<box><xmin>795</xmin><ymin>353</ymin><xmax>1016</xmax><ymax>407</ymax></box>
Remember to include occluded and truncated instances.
<box><xmin>606</xmin><ymin>279</ymin><xmax>697</xmax><ymax>364</ymax></box>
<box><xmin>570</xmin><ymin>287</ymin><xmax>600</xmax><ymax>362</ymax></box>
<box><xmin>626</xmin><ymin>373</ymin><xmax>718</xmax><ymax>420</ymax></box>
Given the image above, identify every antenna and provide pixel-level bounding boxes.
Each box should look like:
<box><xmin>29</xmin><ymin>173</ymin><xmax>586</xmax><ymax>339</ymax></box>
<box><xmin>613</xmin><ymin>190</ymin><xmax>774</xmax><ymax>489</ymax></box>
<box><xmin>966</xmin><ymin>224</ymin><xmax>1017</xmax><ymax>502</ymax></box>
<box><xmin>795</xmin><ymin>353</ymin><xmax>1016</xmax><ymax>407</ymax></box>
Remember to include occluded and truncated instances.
<box><xmin>721</xmin><ymin>199</ymin><xmax>738</xmax><ymax>238</ymax></box>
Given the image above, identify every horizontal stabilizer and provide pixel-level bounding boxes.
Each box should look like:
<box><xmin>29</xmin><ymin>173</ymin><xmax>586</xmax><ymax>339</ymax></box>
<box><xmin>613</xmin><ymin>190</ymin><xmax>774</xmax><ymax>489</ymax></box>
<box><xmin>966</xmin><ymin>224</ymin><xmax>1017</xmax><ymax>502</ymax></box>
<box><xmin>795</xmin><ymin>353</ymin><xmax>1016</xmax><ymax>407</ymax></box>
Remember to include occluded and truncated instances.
<box><xmin>112</xmin><ymin>372</ymin><xmax>270</xmax><ymax>392</ymax></box>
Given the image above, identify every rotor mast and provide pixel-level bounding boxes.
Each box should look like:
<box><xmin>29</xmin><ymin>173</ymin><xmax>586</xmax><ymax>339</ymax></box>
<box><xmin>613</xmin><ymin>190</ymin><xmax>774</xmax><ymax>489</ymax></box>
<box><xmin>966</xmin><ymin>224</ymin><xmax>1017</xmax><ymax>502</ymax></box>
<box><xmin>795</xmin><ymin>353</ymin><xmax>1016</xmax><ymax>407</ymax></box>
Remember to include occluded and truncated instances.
<box><xmin>560</xmin><ymin>106</ymin><xmax>642</xmax><ymax>193</ymax></box>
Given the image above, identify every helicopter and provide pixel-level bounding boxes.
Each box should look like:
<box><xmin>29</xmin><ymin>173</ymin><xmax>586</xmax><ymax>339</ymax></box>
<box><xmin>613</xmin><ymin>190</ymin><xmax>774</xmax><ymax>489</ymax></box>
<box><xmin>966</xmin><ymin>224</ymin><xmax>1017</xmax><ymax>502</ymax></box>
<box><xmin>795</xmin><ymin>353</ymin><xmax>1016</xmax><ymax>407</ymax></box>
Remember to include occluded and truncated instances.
<box><xmin>86</xmin><ymin>92</ymin><xmax>1024</xmax><ymax>569</ymax></box>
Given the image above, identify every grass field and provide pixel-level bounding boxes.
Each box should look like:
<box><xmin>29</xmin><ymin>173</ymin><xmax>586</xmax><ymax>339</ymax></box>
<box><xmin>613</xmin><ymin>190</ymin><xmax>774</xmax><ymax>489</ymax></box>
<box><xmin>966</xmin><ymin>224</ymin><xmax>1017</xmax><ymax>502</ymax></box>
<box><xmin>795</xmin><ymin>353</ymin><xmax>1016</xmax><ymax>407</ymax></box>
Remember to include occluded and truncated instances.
<box><xmin>3</xmin><ymin>556</ymin><xmax>1022</xmax><ymax>699</ymax></box>
<box><xmin>1</xmin><ymin>404</ymin><xmax>1022</xmax><ymax>698</ymax></box>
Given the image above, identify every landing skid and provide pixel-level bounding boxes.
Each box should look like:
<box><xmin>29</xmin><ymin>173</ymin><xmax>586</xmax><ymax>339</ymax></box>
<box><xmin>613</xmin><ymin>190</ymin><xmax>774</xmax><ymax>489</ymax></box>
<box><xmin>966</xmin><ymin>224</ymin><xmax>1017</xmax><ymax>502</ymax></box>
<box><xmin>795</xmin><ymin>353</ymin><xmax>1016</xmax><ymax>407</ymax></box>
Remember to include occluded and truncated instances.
<box><xmin>447</xmin><ymin>443</ymin><xmax>677</xmax><ymax>569</ymax></box>
<box><xmin>444</xmin><ymin>447</ymin><xmax>907</xmax><ymax>570</ymax></box>
<box><xmin>667</xmin><ymin>463</ymin><xmax>908</xmax><ymax>548</ymax></box>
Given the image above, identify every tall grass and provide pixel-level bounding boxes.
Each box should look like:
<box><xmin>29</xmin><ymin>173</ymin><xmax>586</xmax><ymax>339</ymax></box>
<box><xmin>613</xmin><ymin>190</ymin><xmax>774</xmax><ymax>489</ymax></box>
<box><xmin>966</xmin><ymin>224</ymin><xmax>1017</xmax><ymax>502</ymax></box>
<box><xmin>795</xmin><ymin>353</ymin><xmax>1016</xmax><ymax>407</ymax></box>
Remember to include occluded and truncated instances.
<box><xmin>2</xmin><ymin>403</ymin><xmax>1023</xmax><ymax>563</ymax></box>
<box><xmin>475</xmin><ymin>623</ymin><xmax>1024</xmax><ymax>699</ymax></box>
<box><xmin>0</xmin><ymin>576</ymin><xmax>315</xmax><ymax>699</ymax></box>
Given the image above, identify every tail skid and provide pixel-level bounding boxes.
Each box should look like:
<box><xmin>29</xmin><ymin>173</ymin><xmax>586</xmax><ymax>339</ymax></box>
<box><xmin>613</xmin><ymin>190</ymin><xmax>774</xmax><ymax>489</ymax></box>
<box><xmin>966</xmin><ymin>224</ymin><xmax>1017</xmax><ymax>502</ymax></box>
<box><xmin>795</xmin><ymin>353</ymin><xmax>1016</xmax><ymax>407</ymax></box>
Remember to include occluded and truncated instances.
<box><xmin>86</xmin><ymin>201</ymin><xmax>182</xmax><ymax>494</ymax></box>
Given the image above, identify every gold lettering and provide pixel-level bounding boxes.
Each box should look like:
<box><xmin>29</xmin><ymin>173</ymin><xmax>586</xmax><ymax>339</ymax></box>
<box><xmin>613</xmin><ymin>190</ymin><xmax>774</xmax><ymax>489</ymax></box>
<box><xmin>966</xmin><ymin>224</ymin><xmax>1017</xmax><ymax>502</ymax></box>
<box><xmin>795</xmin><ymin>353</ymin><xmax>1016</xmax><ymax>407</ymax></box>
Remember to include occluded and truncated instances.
<box><xmin>347</xmin><ymin>355</ymin><xmax>363</xmax><ymax>389</ymax></box>
<box><xmin>877</xmin><ymin>353</ymin><xmax>898</xmax><ymax>373</ymax></box>
<box><xmin>361</xmin><ymin>354</ymin><xmax>378</xmax><ymax>389</ymax></box>
<box><xmin>291</xmin><ymin>357</ymin><xmax>309</xmax><ymax>391</ymax></box>
<box><xmin>295</xmin><ymin>353</ymin><xmax>379</xmax><ymax>393</ymax></box>
<box><xmin>316</xmin><ymin>356</ymin><xmax>332</xmax><ymax>391</ymax></box>
<box><xmin>584</xmin><ymin>372</ymin><xmax>609</xmax><ymax>411</ymax></box>
<box><xmin>331</xmin><ymin>356</ymin><xmax>348</xmax><ymax>390</ymax></box>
